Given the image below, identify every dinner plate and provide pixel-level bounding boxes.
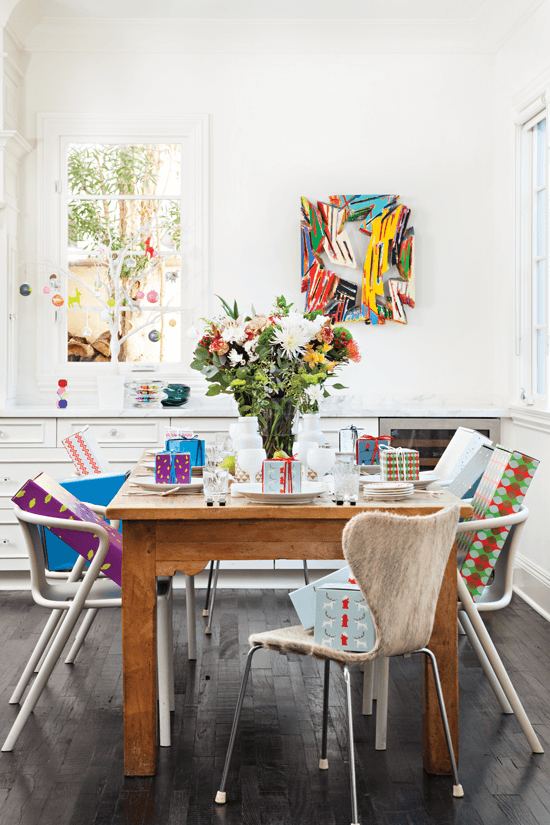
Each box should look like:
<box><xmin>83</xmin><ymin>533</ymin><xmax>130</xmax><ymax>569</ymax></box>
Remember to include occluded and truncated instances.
<box><xmin>363</xmin><ymin>490</ymin><xmax>415</xmax><ymax>501</ymax></box>
<box><xmin>130</xmin><ymin>478</ymin><xmax>204</xmax><ymax>493</ymax></box>
<box><xmin>140</xmin><ymin>460</ymin><xmax>203</xmax><ymax>476</ymax></box>
<box><xmin>237</xmin><ymin>481</ymin><xmax>328</xmax><ymax>505</ymax></box>
<box><xmin>362</xmin><ymin>472</ymin><xmax>440</xmax><ymax>489</ymax></box>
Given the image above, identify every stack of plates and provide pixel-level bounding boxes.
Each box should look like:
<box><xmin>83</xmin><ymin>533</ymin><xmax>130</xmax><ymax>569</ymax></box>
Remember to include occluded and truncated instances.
<box><xmin>362</xmin><ymin>481</ymin><xmax>415</xmax><ymax>501</ymax></box>
<box><xmin>362</xmin><ymin>471</ymin><xmax>440</xmax><ymax>490</ymax></box>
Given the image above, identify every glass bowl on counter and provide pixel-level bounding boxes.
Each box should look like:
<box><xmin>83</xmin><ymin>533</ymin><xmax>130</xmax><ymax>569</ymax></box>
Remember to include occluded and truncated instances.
<box><xmin>161</xmin><ymin>383</ymin><xmax>190</xmax><ymax>407</ymax></box>
<box><xmin>126</xmin><ymin>380</ymin><xmax>166</xmax><ymax>408</ymax></box>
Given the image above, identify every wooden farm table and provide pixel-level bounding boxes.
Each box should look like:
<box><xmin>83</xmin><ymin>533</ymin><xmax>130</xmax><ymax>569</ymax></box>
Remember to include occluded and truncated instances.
<box><xmin>107</xmin><ymin>455</ymin><xmax>473</xmax><ymax>777</ymax></box>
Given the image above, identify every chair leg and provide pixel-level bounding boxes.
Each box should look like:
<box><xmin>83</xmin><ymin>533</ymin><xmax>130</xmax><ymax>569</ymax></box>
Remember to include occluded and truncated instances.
<box><xmin>343</xmin><ymin>666</ymin><xmax>360</xmax><ymax>825</ymax></box>
<box><xmin>372</xmin><ymin>658</ymin><xmax>378</xmax><ymax>701</ymax></box>
<box><xmin>362</xmin><ymin>661</ymin><xmax>374</xmax><ymax>716</ymax></box>
<box><xmin>157</xmin><ymin>588</ymin><xmax>172</xmax><ymax>748</ymax></box>
<box><xmin>186</xmin><ymin>575</ymin><xmax>197</xmax><ymax>660</ymax></box>
<box><xmin>319</xmin><ymin>659</ymin><xmax>330</xmax><ymax>769</ymax></box>
<box><xmin>9</xmin><ymin>609</ymin><xmax>65</xmax><ymax>704</ymax></box>
<box><xmin>203</xmin><ymin>561</ymin><xmax>214</xmax><ymax>617</ymax></box>
<box><xmin>167</xmin><ymin>585</ymin><xmax>175</xmax><ymax>711</ymax></box>
<box><xmin>458</xmin><ymin>617</ymin><xmax>466</xmax><ymax>636</ymax></box>
<box><xmin>458</xmin><ymin>609</ymin><xmax>513</xmax><ymax>714</ymax></box>
<box><xmin>35</xmin><ymin>610</ymin><xmax>64</xmax><ymax>671</ymax></box>
<box><xmin>457</xmin><ymin>573</ymin><xmax>543</xmax><ymax>753</ymax></box>
<box><xmin>303</xmin><ymin>560</ymin><xmax>310</xmax><ymax>585</ymax></box>
<box><xmin>419</xmin><ymin>648</ymin><xmax>463</xmax><ymax>798</ymax></box>
<box><xmin>375</xmin><ymin>657</ymin><xmax>389</xmax><ymax>751</ymax></box>
<box><xmin>215</xmin><ymin>644</ymin><xmax>262</xmax><ymax>804</ymax></box>
<box><xmin>64</xmin><ymin>608</ymin><xmax>98</xmax><ymax>664</ymax></box>
<box><xmin>205</xmin><ymin>561</ymin><xmax>220</xmax><ymax>635</ymax></box>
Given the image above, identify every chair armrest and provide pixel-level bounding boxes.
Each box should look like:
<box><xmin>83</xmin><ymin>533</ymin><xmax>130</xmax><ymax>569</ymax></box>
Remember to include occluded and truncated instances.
<box><xmin>456</xmin><ymin>504</ymin><xmax>528</xmax><ymax>534</ymax></box>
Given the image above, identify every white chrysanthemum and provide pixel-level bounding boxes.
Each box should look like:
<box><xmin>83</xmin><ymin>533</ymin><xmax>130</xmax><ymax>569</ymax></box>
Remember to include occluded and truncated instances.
<box><xmin>305</xmin><ymin>384</ymin><xmax>325</xmax><ymax>403</ymax></box>
<box><xmin>221</xmin><ymin>323</ymin><xmax>247</xmax><ymax>345</ymax></box>
<box><xmin>227</xmin><ymin>348</ymin><xmax>242</xmax><ymax>366</ymax></box>
<box><xmin>243</xmin><ymin>338</ymin><xmax>257</xmax><ymax>353</ymax></box>
<box><xmin>272</xmin><ymin>318</ymin><xmax>312</xmax><ymax>358</ymax></box>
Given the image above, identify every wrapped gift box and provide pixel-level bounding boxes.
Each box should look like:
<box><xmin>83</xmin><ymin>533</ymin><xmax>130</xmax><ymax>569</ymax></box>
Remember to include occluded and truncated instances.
<box><xmin>262</xmin><ymin>458</ymin><xmax>302</xmax><ymax>493</ymax></box>
<box><xmin>458</xmin><ymin>447</ymin><xmax>538</xmax><ymax>601</ymax></box>
<box><xmin>435</xmin><ymin>427</ymin><xmax>493</xmax><ymax>483</ymax></box>
<box><xmin>314</xmin><ymin>583</ymin><xmax>376</xmax><ymax>652</ymax></box>
<box><xmin>290</xmin><ymin>565</ymin><xmax>358</xmax><ymax>630</ymax></box>
<box><xmin>165</xmin><ymin>437</ymin><xmax>205</xmax><ymax>467</ymax></box>
<box><xmin>380</xmin><ymin>447</ymin><xmax>419</xmax><ymax>481</ymax></box>
<box><xmin>12</xmin><ymin>473</ymin><xmax>122</xmax><ymax>585</ymax></box>
<box><xmin>445</xmin><ymin>444</ymin><xmax>493</xmax><ymax>500</ymax></box>
<box><xmin>339</xmin><ymin>426</ymin><xmax>366</xmax><ymax>453</ymax></box>
<box><xmin>62</xmin><ymin>425</ymin><xmax>111</xmax><ymax>475</ymax></box>
<box><xmin>356</xmin><ymin>435</ymin><xmax>392</xmax><ymax>466</ymax></box>
<box><xmin>155</xmin><ymin>452</ymin><xmax>191</xmax><ymax>484</ymax></box>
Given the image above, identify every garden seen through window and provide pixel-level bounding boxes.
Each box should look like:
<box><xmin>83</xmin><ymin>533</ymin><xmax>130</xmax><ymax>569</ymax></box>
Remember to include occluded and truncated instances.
<box><xmin>66</xmin><ymin>143</ymin><xmax>183</xmax><ymax>363</ymax></box>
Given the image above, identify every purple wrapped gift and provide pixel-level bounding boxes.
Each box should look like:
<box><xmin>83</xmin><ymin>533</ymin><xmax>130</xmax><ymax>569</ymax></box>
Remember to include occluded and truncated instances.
<box><xmin>155</xmin><ymin>451</ymin><xmax>191</xmax><ymax>484</ymax></box>
<box><xmin>12</xmin><ymin>473</ymin><xmax>122</xmax><ymax>586</ymax></box>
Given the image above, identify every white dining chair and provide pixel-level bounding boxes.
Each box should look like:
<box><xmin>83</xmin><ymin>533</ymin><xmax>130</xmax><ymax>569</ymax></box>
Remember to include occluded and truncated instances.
<box><xmin>3</xmin><ymin>503</ymin><xmax>175</xmax><ymax>751</ymax></box>
<box><xmin>215</xmin><ymin>506</ymin><xmax>464</xmax><ymax>825</ymax></box>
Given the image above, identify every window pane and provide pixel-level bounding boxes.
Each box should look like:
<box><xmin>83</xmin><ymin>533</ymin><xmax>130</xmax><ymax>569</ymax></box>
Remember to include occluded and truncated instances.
<box><xmin>535</xmin><ymin>118</ymin><xmax>546</xmax><ymax>187</ymax></box>
<box><xmin>536</xmin><ymin>259</ymin><xmax>547</xmax><ymax>325</ymax></box>
<box><xmin>536</xmin><ymin>188</ymin><xmax>546</xmax><ymax>256</ymax></box>
<box><xmin>68</xmin><ymin>143</ymin><xmax>181</xmax><ymax>197</ymax></box>
<box><xmin>67</xmin><ymin>198</ymin><xmax>183</xmax><ymax>363</ymax></box>
<box><xmin>536</xmin><ymin>327</ymin><xmax>547</xmax><ymax>395</ymax></box>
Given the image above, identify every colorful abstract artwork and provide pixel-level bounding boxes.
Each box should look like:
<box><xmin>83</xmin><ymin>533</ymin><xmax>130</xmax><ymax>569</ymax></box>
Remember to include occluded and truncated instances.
<box><xmin>301</xmin><ymin>194</ymin><xmax>415</xmax><ymax>325</ymax></box>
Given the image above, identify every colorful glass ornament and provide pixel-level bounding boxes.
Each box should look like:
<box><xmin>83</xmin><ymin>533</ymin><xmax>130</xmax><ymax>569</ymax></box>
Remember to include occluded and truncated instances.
<box><xmin>52</xmin><ymin>294</ymin><xmax>64</xmax><ymax>307</ymax></box>
<box><xmin>107</xmin><ymin>298</ymin><xmax>115</xmax><ymax>307</ymax></box>
<box><xmin>19</xmin><ymin>283</ymin><xmax>32</xmax><ymax>297</ymax></box>
<box><xmin>148</xmin><ymin>329</ymin><xmax>161</xmax><ymax>342</ymax></box>
<box><xmin>168</xmin><ymin>319</ymin><xmax>177</xmax><ymax>327</ymax></box>
<box><xmin>165</xmin><ymin>271</ymin><xmax>178</xmax><ymax>282</ymax></box>
<box><xmin>147</xmin><ymin>290</ymin><xmax>158</xmax><ymax>303</ymax></box>
<box><xmin>126</xmin><ymin>257</ymin><xmax>137</xmax><ymax>267</ymax></box>
<box><xmin>82</xmin><ymin>309</ymin><xmax>92</xmax><ymax>337</ymax></box>
<box><xmin>43</xmin><ymin>285</ymin><xmax>50</xmax><ymax>294</ymax></box>
<box><xmin>136</xmin><ymin>290</ymin><xmax>144</xmax><ymax>299</ymax></box>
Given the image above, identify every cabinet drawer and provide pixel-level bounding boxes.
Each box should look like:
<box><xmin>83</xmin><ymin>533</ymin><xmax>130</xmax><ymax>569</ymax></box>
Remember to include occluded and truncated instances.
<box><xmin>0</xmin><ymin>513</ymin><xmax>30</xmax><ymax>565</ymax></box>
<box><xmin>0</xmin><ymin>459</ymin><xmax>75</xmax><ymax>506</ymax></box>
<box><xmin>0</xmin><ymin>419</ymin><xmax>56</xmax><ymax>448</ymax></box>
<box><xmin>57</xmin><ymin>419</ymin><xmax>165</xmax><ymax>448</ymax></box>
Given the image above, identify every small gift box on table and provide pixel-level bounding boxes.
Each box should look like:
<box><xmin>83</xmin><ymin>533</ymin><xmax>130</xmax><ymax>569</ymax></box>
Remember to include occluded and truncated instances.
<box><xmin>12</xmin><ymin>473</ymin><xmax>122</xmax><ymax>585</ymax></box>
<box><xmin>339</xmin><ymin>426</ymin><xmax>366</xmax><ymax>453</ymax></box>
<box><xmin>314</xmin><ymin>583</ymin><xmax>376</xmax><ymax>652</ymax></box>
<box><xmin>164</xmin><ymin>433</ymin><xmax>205</xmax><ymax>467</ymax></box>
<box><xmin>356</xmin><ymin>435</ymin><xmax>392</xmax><ymax>466</ymax></box>
<box><xmin>380</xmin><ymin>447</ymin><xmax>419</xmax><ymax>481</ymax></box>
<box><xmin>290</xmin><ymin>565</ymin><xmax>359</xmax><ymax>630</ymax></box>
<box><xmin>262</xmin><ymin>458</ymin><xmax>302</xmax><ymax>493</ymax></box>
<box><xmin>155</xmin><ymin>452</ymin><xmax>191</xmax><ymax>484</ymax></box>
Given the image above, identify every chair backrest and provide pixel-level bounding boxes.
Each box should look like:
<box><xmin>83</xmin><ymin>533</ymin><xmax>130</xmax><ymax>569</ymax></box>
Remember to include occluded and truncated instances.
<box><xmin>342</xmin><ymin>504</ymin><xmax>460</xmax><ymax>658</ymax></box>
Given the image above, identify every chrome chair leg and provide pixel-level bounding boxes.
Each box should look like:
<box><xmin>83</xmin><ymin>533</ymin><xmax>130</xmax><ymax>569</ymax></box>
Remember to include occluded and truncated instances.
<box><xmin>343</xmin><ymin>666</ymin><xmax>360</xmax><ymax>825</ymax></box>
<box><xmin>205</xmin><ymin>561</ymin><xmax>220</xmax><ymax>635</ymax></box>
<box><xmin>418</xmin><ymin>648</ymin><xmax>464</xmax><ymax>797</ymax></box>
<box><xmin>320</xmin><ymin>659</ymin><xmax>330</xmax><ymax>769</ymax></box>
<box><xmin>303</xmin><ymin>560</ymin><xmax>310</xmax><ymax>585</ymax></box>
<box><xmin>215</xmin><ymin>644</ymin><xmax>263</xmax><ymax>804</ymax></box>
<box><xmin>203</xmin><ymin>561</ymin><xmax>214</xmax><ymax>617</ymax></box>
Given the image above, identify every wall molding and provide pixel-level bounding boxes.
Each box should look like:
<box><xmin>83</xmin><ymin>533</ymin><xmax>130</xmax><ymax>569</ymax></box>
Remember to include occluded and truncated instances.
<box><xmin>514</xmin><ymin>551</ymin><xmax>550</xmax><ymax>622</ymax></box>
<box><xmin>508</xmin><ymin>405</ymin><xmax>550</xmax><ymax>434</ymax></box>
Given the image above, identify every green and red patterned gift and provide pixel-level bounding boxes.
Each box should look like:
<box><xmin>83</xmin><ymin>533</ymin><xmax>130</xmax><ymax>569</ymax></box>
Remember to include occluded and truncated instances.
<box><xmin>458</xmin><ymin>446</ymin><xmax>538</xmax><ymax>600</ymax></box>
<box><xmin>380</xmin><ymin>447</ymin><xmax>419</xmax><ymax>481</ymax></box>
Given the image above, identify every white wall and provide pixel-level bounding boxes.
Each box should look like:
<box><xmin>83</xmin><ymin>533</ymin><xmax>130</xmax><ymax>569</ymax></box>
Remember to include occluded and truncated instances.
<box><xmin>495</xmin><ymin>0</ymin><xmax>550</xmax><ymax>618</ymax></box>
<box><xmin>16</xmin><ymin>38</ymin><xmax>497</xmax><ymax>407</ymax></box>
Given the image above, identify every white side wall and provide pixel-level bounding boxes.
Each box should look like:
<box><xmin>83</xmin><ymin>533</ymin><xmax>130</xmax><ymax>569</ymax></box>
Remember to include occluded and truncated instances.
<box><xmin>17</xmin><ymin>37</ymin><xmax>497</xmax><ymax>408</ymax></box>
<box><xmin>495</xmin><ymin>0</ymin><xmax>550</xmax><ymax>618</ymax></box>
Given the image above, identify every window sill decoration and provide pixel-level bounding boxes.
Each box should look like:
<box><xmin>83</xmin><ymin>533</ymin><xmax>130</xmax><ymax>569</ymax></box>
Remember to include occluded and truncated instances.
<box><xmin>301</xmin><ymin>194</ymin><xmax>415</xmax><ymax>325</ymax></box>
<box><xmin>190</xmin><ymin>296</ymin><xmax>360</xmax><ymax>457</ymax></box>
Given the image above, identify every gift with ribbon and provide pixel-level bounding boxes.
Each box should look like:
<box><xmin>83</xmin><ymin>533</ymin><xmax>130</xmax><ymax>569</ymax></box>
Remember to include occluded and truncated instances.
<box><xmin>165</xmin><ymin>437</ymin><xmax>205</xmax><ymax>467</ymax></box>
<box><xmin>355</xmin><ymin>435</ymin><xmax>393</xmax><ymax>466</ymax></box>
<box><xmin>262</xmin><ymin>456</ymin><xmax>302</xmax><ymax>493</ymax></box>
<box><xmin>380</xmin><ymin>446</ymin><xmax>419</xmax><ymax>481</ymax></box>
<box><xmin>155</xmin><ymin>450</ymin><xmax>191</xmax><ymax>484</ymax></box>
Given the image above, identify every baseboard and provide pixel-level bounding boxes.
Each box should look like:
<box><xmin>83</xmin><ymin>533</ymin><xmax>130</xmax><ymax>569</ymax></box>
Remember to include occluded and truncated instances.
<box><xmin>514</xmin><ymin>553</ymin><xmax>550</xmax><ymax>622</ymax></box>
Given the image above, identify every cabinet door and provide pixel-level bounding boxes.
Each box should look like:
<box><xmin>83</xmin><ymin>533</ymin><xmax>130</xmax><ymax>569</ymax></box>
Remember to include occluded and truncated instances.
<box><xmin>0</xmin><ymin>419</ymin><xmax>56</xmax><ymax>448</ymax></box>
<box><xmin>0</xmin><ymin>510</ymin><xmax>30</xmax><ymax>570</ymax></box>
<box><xmin>57</xmin><ymin>419</ymin><xmax>165</xmax><ymax>449</ymax></box>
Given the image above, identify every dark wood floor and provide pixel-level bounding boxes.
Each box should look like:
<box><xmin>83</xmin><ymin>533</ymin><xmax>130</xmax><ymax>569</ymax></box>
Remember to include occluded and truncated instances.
<box><xmin>0</xmin><ymin>589</ymin><xmax>549</xmax><ymax>825</ymax></box>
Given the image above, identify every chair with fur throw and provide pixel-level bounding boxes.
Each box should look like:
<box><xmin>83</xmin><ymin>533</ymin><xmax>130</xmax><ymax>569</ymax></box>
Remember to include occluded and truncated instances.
<box><xmin>215</xmin><ymin>504</ymin><xmax>463</xmax><ymax>825</ymax></box>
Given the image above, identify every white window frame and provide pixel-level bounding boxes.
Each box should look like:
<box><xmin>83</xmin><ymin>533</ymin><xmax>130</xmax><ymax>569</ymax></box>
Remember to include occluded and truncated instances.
<box><xmin>517</xmin><ymin>97</ymin><xmax>549</xmax><ymax>410</ymax></box>
<box><xmin>36</xmin><ymin>114</ymin><xmax>209</xmax><ymax>393</ymax></box>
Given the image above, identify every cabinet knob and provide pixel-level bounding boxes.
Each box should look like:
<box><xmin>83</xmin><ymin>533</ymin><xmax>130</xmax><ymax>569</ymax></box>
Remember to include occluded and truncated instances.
<box><xmin>0</xmin><ymin>477</ymin><xmax>10</xmax><ymax>482</ymax></box>
<box><xmin>109</xmin><ymin>428</ymin><xmax>118</xmax><ymax>437</ymax></box>
<box><xmin>0</xmin><ymin>539</ymin><xmax>10</xmax><ymax>545</ymax></box>
<box><xmin>0</xmin><ymin>430</ymin><xmax>3</xmax><ymax>437</ymax></box>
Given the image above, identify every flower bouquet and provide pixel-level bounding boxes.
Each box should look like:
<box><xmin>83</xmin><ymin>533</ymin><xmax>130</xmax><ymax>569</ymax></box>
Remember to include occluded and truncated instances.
<box><xmin>190</xmin><ymin>296</ymin><xmax>361</xmax><ymax>457</ymax></box>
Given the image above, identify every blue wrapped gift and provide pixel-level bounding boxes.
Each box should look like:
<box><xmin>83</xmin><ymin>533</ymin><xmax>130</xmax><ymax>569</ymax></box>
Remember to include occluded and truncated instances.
<box><xmin>262</xmin><ymin>458</ymin><xmax>302</xmax><ymax>493</ymax></box>
<box><xmin>165</xmin><ymin>437</ymin><xmax>205</xmax><ymax>467</ymax></box>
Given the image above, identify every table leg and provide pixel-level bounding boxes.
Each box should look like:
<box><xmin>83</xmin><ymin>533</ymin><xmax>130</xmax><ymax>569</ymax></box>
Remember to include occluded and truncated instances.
<box><xmin>122</xmin><ymin>520</ymin><xmax>158</xmax><ymax>776</ymax></box>
<box><xmin>422</xmin><ymin>540</ymin><xmax>458</xmax><ymax>774</ymax></box>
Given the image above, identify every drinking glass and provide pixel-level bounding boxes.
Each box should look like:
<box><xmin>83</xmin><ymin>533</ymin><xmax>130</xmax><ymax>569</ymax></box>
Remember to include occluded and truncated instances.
<box><xmin>306</xmin><ymin>447</ymin><xmax>335</xmax><ymax>478</ymax></box>
<box><xmin>203</xmin><ymin>467</ymin><xmax>229</xmax><ymax>506</ymax></box>
<box><xmin>332</xmin><ymin>462</ymin><xmax>360</xmax><ymax>504</ymax></box>
<box><xmin>294</xmin><ymin>440</ymin><xmax>319</xmax><ymax>479</ymax></box>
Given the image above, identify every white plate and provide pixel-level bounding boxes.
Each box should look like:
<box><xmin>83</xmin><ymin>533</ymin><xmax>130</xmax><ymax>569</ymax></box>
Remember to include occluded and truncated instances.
<box><xmin>362</xmin><ymin>472</ymin><xmax>439</xmax><ymax>489</ymax></box>
<box><xmin>237</xmin><ymin>481</ymin><xmax>328</xmax><ymax>505</ymax></box>
<box><xmin>130</xmin><ymin>478</ymin><xmax>203</xmax><ymax>493</ymax></box>
<box><xmin>140</xmin><ymin>460</ymin><xmax>203</xmax><ymax>476</ymax></box>
<box><xmin>363</xmin><ymin>491</ymin><xmax>415</xmax><ymax>501</ymax></box>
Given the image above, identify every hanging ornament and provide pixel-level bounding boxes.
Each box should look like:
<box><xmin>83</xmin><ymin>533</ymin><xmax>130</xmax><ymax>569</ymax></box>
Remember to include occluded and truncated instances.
<box><xmin>144</xmin><ymin>237</ymin><xmax>155</xmax><ymax>258</ymax></box>
<box><xmin>19</xmin><ymin>283</ymin><xmax>32</xmax><ymax>297</ymax></box>
<box><xmin>168</xmin><ymin>319</ymin><xmax>177</xmax><ymax>328</ymax></box>
<box><xmin>52</xmin><ymin>294</ymin><xmax>64</xmax><ymax>307</ymax></box>
<box><xmin>99</xmin><ymin>310</ymin><xmax>111</xmax><ymax>323</ymax></box>
<box><xmin>136</xmin><ymin>290</ymin><xmax>144</xmax><ymax>300</ymax></box>
<box><xmin>147</xmin><ymin>290</ymin><xmax>158</xmax><ymax>304</ymax></box>
<box><xmin>126</xmin><ymin>257</ymin><xmax>137</xmax><ymax>267</ymax></box>
<box><xmin>43</xmin><ymin>285</ymin><xmax>51</xmax><ymax>294</ymax></box>
<box><xmin>165</xmin><ymin>271</ymin><xmax>178</xmax><ymax>283</ymax></box>
<box><xmin>107</xmin><ymin>298</ymin><xmax>115</xmax><ymax>307</ymax></box>
<box><xmin>49</xmin><ymin>274</ymin><xmax>60</xmax><ymax>290</ymax></box>
<box><xmin>186</xmin><ymin>325</ymin><xmax>200</xmax><ymax>340</ymax></box>
<box><xmin>148</xmin><ymin>329</ymin><xmax>160</xmax><ymax>343</ymax></box>
<box><xmin>81</xmin><ymin>309</ymin><xmax>92</xmax><ymax>338</ymax></box>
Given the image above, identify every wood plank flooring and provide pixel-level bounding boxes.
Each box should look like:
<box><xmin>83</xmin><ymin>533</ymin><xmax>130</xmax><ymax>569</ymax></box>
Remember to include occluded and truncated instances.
<box><xmin>0</xmin><ymin>589</ymin><xmax>549</xmax><ymax>825</ymax></box>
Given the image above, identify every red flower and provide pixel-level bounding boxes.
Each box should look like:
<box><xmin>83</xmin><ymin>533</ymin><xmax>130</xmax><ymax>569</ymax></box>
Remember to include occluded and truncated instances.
<box><xmin>346</xmin><ymin>340</ymin><xmax>361</xmax><ymax>363</ymax></box>
<box><xmin>209</xmin><ymin>337</ymin><xmax>229</xmax><ymax>356</ymax></box>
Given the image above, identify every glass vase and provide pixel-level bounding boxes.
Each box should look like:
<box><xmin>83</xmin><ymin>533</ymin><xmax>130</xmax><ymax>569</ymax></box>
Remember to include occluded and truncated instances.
<box><xmin>258</xmin><ymin>397</ymin><xmax>297</xmax><ymax>458</ymax></box>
